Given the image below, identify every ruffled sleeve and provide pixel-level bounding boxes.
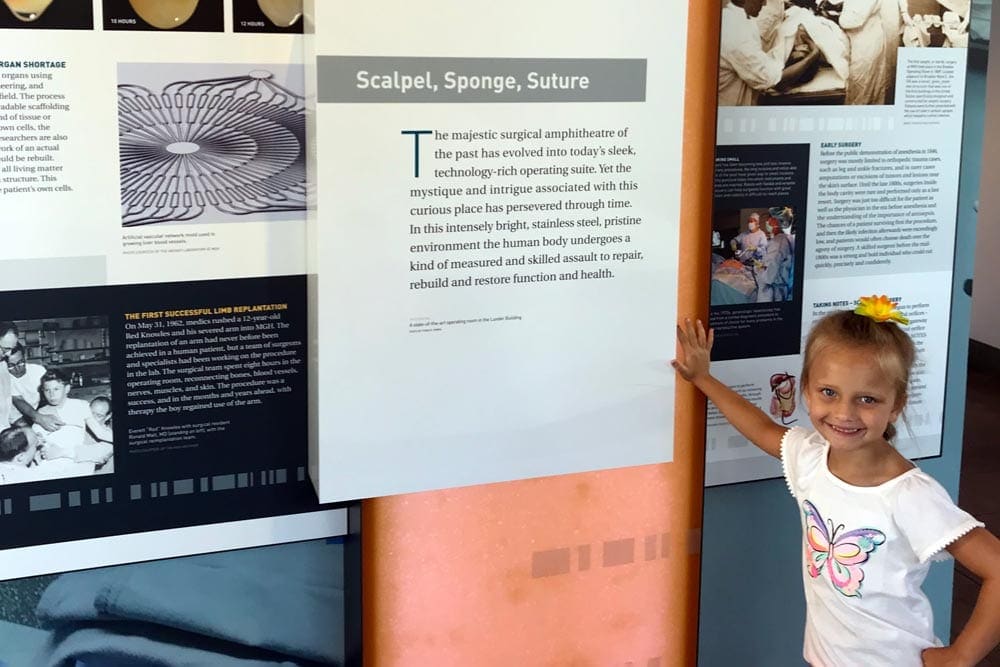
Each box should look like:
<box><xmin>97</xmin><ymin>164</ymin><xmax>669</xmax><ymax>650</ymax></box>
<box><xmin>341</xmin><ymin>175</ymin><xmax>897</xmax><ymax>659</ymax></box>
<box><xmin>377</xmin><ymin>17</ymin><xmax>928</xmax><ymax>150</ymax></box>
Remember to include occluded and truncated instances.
<box><xmin>892</xmin><ymin>471</ymin><xmax>984</xmax><ymax>563</ymax></box>
<box><xmin>780</xmin><ymin>427</ymin><xmax>826</xmax><ymax>499</ymax></box>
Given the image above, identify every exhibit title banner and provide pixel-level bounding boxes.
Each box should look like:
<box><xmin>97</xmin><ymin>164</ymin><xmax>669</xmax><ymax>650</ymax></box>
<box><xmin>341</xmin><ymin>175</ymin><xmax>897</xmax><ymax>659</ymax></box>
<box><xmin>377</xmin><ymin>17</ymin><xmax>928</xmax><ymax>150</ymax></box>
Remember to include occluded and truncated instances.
<box><xmin>317</xmin><ymin>56</ymin><xmax>647</xmax><ymax>102</ymax></box>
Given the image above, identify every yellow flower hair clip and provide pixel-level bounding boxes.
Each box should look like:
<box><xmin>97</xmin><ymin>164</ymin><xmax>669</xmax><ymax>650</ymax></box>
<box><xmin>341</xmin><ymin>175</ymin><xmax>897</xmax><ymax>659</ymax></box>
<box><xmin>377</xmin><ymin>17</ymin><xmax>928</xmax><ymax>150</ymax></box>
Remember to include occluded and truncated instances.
<box><xmin>854</xmin><ymin>294</ymin><xmax>909</xmax><ymax>325</ymax></box>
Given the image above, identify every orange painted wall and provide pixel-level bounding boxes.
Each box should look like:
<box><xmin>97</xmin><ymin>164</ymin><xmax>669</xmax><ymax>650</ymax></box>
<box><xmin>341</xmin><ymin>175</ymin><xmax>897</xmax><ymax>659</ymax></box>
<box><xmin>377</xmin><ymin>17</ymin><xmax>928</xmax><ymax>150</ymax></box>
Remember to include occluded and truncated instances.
<box><xmin>362</xmin><ymin>3</ymin><xmax>719</xmax><ymax>664</ymax></box>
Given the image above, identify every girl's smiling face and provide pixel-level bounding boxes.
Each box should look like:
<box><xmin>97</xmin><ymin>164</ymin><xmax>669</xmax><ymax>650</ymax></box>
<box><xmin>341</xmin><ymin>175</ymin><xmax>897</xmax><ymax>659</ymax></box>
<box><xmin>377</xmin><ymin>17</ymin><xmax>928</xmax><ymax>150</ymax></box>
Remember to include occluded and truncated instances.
<box><xmin>803</xmin><ymin>344</ymin><xmax>904</xmax><ymax>453</ymax></box>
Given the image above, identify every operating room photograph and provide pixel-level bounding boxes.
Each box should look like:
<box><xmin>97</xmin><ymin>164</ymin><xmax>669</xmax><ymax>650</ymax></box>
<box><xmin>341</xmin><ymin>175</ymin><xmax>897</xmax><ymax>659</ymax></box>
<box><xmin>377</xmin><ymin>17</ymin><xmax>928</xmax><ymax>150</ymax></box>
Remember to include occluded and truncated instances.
<box><xmin>718</xmin><ymin>0</ymin><xmax>970</xmax><ymax>105</ymax></box>
<box><xmin>711</xmin><ymin>206</ymin><xmax>797</xmax><ymax>306</ymax></box>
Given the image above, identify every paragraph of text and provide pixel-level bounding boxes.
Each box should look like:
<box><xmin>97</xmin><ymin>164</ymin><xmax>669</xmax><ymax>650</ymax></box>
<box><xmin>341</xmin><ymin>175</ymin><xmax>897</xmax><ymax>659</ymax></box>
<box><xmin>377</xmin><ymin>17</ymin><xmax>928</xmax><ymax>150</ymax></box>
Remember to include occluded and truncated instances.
<box><xmin>0</xmin><ymin>63</ymin><xmax>73</xmax><ymax>197</ymax></box>
<box><xmin>407</xmin><ymin>126</ymin><xmax>643</xmax><ymax>291</ymax></box>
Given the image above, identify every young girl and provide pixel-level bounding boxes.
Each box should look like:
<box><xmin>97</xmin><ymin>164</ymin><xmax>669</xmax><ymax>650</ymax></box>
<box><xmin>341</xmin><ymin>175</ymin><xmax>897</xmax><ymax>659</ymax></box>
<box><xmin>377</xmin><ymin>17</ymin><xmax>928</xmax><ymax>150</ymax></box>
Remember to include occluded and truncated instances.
<box><xmin>673</xmin><ymin>297</ymin><xmax>1000</xmax><ymax>666</ymax></box>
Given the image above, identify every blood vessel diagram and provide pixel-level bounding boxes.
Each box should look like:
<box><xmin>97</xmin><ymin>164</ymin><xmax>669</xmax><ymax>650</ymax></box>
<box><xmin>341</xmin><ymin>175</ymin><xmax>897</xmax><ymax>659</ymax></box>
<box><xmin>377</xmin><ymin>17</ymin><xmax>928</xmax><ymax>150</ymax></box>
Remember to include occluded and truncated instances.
<box><xmin>118</xmin><ymin>70</ymin><xmax>306</xmax><ymax>227</ymax></box>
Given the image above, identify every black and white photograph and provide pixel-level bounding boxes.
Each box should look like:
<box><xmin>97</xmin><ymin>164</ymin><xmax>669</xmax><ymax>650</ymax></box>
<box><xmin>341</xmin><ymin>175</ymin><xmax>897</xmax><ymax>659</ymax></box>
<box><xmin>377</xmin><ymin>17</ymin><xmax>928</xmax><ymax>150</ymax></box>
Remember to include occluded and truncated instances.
<box><xmin>900</xmin><ymin>0</ymin><xmax>970</xmax><ymax>47</ymax></box>
<box><xmin>711</xmin><ymin>206</ymin><xmax>797</xmax><ymax>306</ymax></box>
<box><xmin>233</xmin><ymin>0</ymin><xmax>303</xmax><ymax>33</ymax></box>
<box><xmin>0</xmin><ymin>316</ymin><xmax>113</xmax><ymax>486</ymax></box>
<box><xmin>102</xmin><ymin>0</ymin><xmax>223</xmax><ymax>32</ymax></box>
<box><xmin>0</xmin><ymin>0</ymin><xmax>93</xmax><ymax>29</ymax></box>
<box><xmin>719</xmin><ymin>0</ymin><xmax>970</xmax><ymax>106</ymax></box>
<box><xmin>117</xmin><ymin>63</ymin><xmax>306</xmax><ymax>227</ymax></box>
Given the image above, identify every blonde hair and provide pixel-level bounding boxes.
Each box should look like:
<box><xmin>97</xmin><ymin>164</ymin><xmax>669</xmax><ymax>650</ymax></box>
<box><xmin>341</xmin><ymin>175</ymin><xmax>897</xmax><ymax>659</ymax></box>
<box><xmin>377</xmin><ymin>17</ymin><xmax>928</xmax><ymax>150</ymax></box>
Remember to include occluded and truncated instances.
<box><xmin>801</xmin><ymin>310</ymin><xmax>916</xmax><ymax>440</ymax></box>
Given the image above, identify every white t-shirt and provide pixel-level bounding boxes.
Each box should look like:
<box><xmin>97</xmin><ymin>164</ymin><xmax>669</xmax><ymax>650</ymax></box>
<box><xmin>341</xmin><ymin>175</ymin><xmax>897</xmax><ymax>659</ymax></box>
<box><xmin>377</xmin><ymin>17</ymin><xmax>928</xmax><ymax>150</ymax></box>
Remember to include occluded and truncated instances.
<box><xmin>34</xmin><ymin>398</ymin><xmax>92</xmax><ymax>451</ymax></box>
<box><xmin>781</xmin><ymin>427</ymin><xmax>982</xmax><ymax>667</ymax></box>
<box><xmin>9</xmin><ymin>363</ymin><xmax>45</xmax><ymax>422</ymax></box>
<box><xmin>0</xmin><ymin>366</ymin><xmax>11</xmax><ymax>427</ymax></box>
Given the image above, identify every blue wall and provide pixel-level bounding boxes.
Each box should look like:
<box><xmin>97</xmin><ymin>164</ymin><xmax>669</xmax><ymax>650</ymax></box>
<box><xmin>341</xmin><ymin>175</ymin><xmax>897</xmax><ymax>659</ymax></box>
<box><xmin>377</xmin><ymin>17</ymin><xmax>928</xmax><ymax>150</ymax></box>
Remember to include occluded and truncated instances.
<box><xmin>697</xmin><ymin>55</ymin><xmax>988</xmax><ymax>667</ymax></box>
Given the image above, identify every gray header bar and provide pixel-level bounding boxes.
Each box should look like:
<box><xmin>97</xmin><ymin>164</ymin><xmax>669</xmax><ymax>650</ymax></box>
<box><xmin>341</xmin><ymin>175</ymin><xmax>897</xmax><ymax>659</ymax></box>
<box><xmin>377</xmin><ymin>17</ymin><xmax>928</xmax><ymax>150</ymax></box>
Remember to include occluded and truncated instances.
<box><xmin>317</xmin><ymin>56</ymin><xmax>646</xmax><ymax>103</ymax></box>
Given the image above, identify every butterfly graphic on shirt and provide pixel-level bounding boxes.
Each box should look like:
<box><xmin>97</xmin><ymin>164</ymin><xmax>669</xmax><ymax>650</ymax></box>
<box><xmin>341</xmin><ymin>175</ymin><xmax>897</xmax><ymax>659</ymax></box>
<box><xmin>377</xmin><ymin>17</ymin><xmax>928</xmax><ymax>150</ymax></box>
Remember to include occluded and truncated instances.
<box><xmin>803</xmin><ymin>499</ymin><xmax>886</xmax><ymax>598</ymax></box>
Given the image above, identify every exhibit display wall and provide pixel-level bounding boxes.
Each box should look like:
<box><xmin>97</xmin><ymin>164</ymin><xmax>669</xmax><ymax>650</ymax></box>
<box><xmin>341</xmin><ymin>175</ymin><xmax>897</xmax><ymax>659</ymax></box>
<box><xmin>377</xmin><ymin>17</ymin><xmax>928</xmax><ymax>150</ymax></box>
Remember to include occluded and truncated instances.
<box><xmin>3</xmin><ymin>0</ymin><xmax>717</xmax><ymax>664</ymax></box>
<box><xmin>13</xmin><ymin>0</ymin><xmax>982</xmax><ymax>663</ymax></box>
<box><xmin>699</xmin><ymin>4</ymin><xmax>988</xmax><ymax>664</ymax></box>
<box><xmin>0</xmin><ymin>2</ymin><xmax>361</xmax><ymax>665</ymax></box>
<box><xmin>313</xmin><ymin>1</ymin><xmax>718</xmax><ymax>663</ymax></box>
<box><xmin>0</xmin><ymin>0</ymin><xmax>347</xmax><ymax>575</ymax></box>
<box><xmin>707</xmin><ymin>0</ymin><xmax>971</xmax><ymax>485</ymax></box>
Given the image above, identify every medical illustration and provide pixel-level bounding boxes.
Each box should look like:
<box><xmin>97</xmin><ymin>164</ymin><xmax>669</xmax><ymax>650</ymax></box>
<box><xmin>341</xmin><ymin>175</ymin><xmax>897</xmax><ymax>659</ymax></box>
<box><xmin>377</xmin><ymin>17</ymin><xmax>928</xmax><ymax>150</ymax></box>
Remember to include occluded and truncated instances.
<box><xmin>769</xmin><ymin>372</ymin><xmax>797</xmax><ymax>425</ymax></box>
<box><xmin>117</xmin><ymin>70</ymin><xmax>306</xmax><ymax>227</ymax></box>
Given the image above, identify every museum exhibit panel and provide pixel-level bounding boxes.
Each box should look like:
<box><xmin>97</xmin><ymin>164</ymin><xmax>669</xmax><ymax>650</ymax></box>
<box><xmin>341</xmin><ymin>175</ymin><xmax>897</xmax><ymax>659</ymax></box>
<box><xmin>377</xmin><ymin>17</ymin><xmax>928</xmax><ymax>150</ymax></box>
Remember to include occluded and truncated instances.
<box><xmin>1</xmin><ymin>0</ymin><xmax>985</xmax><ymax>664</ymax></box>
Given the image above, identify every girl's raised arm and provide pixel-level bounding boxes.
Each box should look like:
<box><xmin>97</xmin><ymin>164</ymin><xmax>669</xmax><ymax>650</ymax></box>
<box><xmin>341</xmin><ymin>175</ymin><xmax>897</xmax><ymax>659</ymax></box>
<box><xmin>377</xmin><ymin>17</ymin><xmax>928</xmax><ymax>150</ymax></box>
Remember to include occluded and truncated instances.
<box><xmin>672</xmin><ymin>318</ymin><xmax>788</xmax><ymax>458</ymax></box>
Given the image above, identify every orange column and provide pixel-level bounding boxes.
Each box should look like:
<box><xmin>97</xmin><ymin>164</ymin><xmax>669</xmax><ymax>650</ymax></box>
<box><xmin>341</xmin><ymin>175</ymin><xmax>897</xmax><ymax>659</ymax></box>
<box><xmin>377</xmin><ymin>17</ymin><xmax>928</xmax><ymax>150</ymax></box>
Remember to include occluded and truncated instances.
<box><xmin>362</xmin><ymin>3</ymin><xmax>719</xmax><ymax>664</ymax></box>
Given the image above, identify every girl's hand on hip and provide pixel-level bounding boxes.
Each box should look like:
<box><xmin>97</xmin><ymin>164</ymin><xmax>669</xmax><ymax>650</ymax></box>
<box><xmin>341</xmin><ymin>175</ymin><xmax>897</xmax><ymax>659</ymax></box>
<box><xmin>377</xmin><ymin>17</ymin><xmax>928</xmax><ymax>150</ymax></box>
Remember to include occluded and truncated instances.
<box><xmin>922</xmin><ymin>646</ymin><xmax>970</xmax><ymax>667</ymax></box>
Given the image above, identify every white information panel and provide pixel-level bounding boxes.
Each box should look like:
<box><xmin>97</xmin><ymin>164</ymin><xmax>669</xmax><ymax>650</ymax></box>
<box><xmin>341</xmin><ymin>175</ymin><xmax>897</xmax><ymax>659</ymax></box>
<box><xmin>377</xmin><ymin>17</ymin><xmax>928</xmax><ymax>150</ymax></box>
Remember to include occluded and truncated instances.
<box><xmin>307</xmin><ymin>0</ymin><xmax>687</xmax><ymax>502</ymax></box>
<box><xmin>0</xmin><ymin>1</ymin><xmax>344</xmax><ymax>578</ymax></box>
<box><xmin>706</xmin><ymin>2</ymin><xmax>966</xmax><ymax>485</ymax></box>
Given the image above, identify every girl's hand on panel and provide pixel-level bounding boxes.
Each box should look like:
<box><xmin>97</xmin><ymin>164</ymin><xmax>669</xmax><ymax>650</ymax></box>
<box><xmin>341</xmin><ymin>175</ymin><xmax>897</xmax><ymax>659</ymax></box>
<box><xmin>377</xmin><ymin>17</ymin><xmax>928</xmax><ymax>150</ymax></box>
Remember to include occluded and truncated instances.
<box><xmin>671</xmin><ymin>318</ymin><xmax>713</xmax><ymax>383</ymax></box>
